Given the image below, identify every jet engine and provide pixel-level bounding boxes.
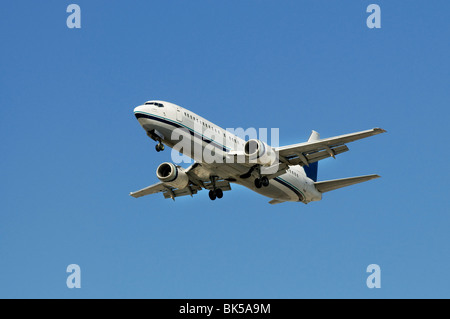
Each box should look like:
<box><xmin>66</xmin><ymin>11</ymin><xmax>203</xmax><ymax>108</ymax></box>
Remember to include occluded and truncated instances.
<box><xmin>243</xmin><ymin>139</ymin><xmax>277</xmax><ymax>166</ymax></box>
<box><xmin>156</xmin><ymin>162</ymin><xmax>189</xmax><ymax>189</ymax></box>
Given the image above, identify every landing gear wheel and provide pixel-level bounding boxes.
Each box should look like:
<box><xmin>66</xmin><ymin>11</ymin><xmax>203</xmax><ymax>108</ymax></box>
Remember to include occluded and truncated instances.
<box><xmin>155</xmin><ymin>143</ymin><xmax>165</xmax><ymax>152</ymax></box>
<box><xmin>261</xmin><ymin>176</ymin><xmax>269</xmax><ymax>187</ymax></box>
<box><xmin>209</xmin><ymin>190</ymin><xmax>217</xmax><ymax>200</ymax></box>
<box><xmin>215</xmin><ymin>188</ymin><xmax>223</xmax><ymax>199</ymax></box>
<box><xmin>254</xmin><ymin>178</ymin><xmax>262</xmax><ymax>189</ymax></box>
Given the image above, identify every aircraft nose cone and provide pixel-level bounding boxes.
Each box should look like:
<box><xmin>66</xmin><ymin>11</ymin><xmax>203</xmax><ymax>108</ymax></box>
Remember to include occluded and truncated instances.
<box><xmin>134</xmin><ymin>105</ymin><xmax>149</xmax><ymax>121</ymax></box>
<box><xmin>134</xmin><ymin>105</ymin><xmax>145</xmax><ymax>113</ymax></box>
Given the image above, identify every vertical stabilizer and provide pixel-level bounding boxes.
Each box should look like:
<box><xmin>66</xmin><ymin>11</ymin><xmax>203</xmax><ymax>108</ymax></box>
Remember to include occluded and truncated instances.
<box><xmin>304</xmin><ymin>130</ymin><xmax>320</xmax><ymax>182</ymax></box>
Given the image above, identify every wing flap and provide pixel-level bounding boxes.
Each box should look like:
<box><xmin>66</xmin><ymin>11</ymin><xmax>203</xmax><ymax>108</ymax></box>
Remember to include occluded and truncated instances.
<box><xmin>162</xmin><ymin>185</ymin><xmax>201</xmax><ymax>199</ymax></box>
<box><xmin>277</xmin><ymin>128</ymin><xmax>385</xmax><ymax>165</ymax></box>
<box><xmin>286</xmin><ymin>145</ymin><xmax>349</xmax><ymax>165</ymax></box>
<box><xmin>314</xmin><ymin>174</ymin><xmax>380</xmax><ymax>193</ymax></box>
<box><xmin>203</xmin><ymin>180</ymin><xmax>232</xmax><ymax>191</ymax></box>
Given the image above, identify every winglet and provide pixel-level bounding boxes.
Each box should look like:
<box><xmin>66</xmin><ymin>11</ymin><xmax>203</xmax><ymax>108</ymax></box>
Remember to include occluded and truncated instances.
<box><xmin>308</xmin><ymin>130</ymin><xmax>320</xmax><ymax>142</ymax></box>
<box><xmin>374</xmin><ymin>127</ymin><xmax>387</xmax><ymax>134</ymax></box>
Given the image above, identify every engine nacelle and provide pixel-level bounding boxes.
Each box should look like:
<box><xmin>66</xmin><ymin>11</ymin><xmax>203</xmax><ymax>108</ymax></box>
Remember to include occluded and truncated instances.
<box><xmin>156</xmin><ymin>162</ymin><xmax>189</xmax><ymax>189</ymax></box>
<box><xmin>243</xmin><ymin>139</ymin><xmax>277</xmax><ymax>166</ymax></box>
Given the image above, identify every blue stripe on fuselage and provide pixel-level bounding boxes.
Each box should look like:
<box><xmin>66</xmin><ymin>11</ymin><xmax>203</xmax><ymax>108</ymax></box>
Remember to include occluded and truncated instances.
<box><xmin>135</xmin><ymin>112</ymin><xmax>229</xmax><ymax>152</ymax></box>
<box><xmin>273</xmin><ymin>177</ymin><xmax>304</xmax><ymax>202</ymax></box>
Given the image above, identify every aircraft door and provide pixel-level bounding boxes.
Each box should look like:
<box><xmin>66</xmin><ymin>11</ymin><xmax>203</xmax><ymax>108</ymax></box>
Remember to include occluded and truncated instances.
<box><xmin>176</xmin><ymin>107</ymin><xmax>183</xmax><ymax>122</ymax></box>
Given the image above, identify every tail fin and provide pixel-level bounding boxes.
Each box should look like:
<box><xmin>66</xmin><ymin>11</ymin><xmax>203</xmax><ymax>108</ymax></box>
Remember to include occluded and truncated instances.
<box><xmin>314</xmin><ymin>174</ymin><xmax>380</xmax><ymax>193</ymax></box>
<box><xmin>303</xmin><ymin>130</ymin><xmax>320</xmax><ymax>182</ymax></box>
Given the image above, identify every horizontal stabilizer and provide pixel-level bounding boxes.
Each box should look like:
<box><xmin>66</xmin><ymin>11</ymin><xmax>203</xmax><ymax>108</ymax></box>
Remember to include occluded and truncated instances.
<box><xmin>314</xmin><ymin>174</ymin><xmax>380</xmax><ymax>193</ymax></box>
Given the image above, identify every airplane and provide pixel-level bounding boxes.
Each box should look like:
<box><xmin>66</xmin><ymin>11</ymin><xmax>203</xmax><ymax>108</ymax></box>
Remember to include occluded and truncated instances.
<box><xmin>130</xmin><ymin>100</ymin><xmax>386</xmax><ymax>204</ymax></box>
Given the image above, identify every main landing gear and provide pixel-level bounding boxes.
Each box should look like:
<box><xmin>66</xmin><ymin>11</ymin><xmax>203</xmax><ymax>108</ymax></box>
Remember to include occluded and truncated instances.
<box><xmin>254</xmin><ymin>176</ymin><xmax>269</xmax><ymax>189</ymax></box>
<box><xmin>155</xmin><ymin>142</ymin><xmax>165</xmax><ymax>152</ymax></box>
<box><xmin>208</xmin><ymin>176</ymin><xmax>223</xmax><ymax>200</ymax></box>
<box><xmin>253</xmin><ymin>165</ymin><xmax>270</xmax><ymax>189</ymax></box>
<box><xmin>208</xmin><ymin>188</ymin><xmax>223</xmax><ymax>200</ymax></box>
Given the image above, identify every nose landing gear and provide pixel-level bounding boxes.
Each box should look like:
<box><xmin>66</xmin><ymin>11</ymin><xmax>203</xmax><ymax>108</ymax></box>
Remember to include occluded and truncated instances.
<box><xmin>155</xmin><ymin>142</ymin><xmax>165</xmax><ymax>152</ymax></box>
<box><xmin>146</xmin><ymin>130</ymin><xmax>165</xmax><ymax>152</ymax></box>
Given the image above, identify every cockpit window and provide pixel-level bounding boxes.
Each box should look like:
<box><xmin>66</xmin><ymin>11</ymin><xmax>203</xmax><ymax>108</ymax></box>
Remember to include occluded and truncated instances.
<box><xmin>145</xmin><ymin>102</ymin><xmax>164</xmax><ymax>107</ymax></box>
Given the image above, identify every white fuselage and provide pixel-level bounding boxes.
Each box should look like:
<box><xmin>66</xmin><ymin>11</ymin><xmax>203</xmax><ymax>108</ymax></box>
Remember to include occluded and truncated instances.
<box><xmin>134</xmin><ymin>101</ymin><xmax>322</xmax><ymax>203</ymax></box>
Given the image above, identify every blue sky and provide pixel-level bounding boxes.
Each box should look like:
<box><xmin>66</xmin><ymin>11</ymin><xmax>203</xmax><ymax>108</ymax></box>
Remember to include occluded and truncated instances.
<box><xmin>1</xmin><ymin>1</ymin><xmax>449</xmax><ymax>298</ymax></box>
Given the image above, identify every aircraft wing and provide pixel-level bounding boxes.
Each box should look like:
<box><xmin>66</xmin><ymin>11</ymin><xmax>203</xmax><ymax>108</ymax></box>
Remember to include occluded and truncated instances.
<box><xmin>130</xmin><ymin>163</ymin><xmax>232</xmax><ymax>200</ymax></box>
<box><xmin>130</xmin><ymin>181</ymin><xmax>204</xmax><ymax>200</ymax></box>
<box><xmin>275</xmin><ymin>128</ymin><xmax>386</xmax><ymax>166</ymax></box>
<box><xmin>130</xmin><ymin>182</ymin><xmax>168</xmax><ymax>198</ymax></box>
